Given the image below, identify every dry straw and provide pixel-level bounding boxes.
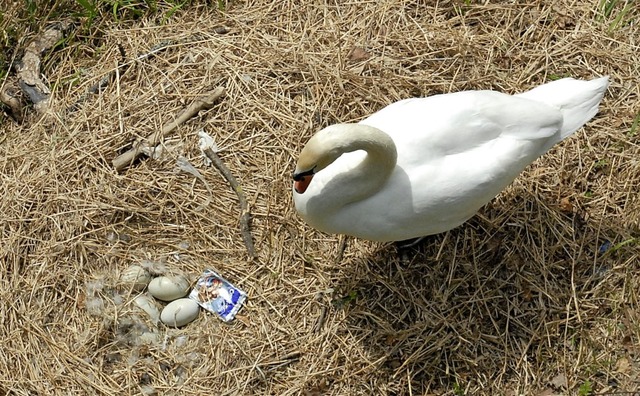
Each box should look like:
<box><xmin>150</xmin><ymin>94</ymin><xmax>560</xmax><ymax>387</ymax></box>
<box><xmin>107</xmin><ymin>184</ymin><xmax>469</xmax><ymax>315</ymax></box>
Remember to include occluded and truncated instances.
<box><xmin>1</xmin><ymin>1</ymin><xmax>639</xmax><ymax>395</ymax></box>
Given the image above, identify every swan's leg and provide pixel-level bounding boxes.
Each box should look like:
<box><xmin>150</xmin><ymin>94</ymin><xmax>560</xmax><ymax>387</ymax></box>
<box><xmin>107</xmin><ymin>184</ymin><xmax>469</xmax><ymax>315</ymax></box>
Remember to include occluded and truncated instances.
<box><xmin>334</xmin><ymin>235</ymin><xmax>348</xmax><ymax>265</ymax></box>
<box><xmin>394</xmin><ymin>237</ymin><xmax>425</xmax><ymax>266</ymax></box>
<box><xmin>397</xmin><ymin>236</ymin><xmax>426</xmax><ymax>249</ymax></box>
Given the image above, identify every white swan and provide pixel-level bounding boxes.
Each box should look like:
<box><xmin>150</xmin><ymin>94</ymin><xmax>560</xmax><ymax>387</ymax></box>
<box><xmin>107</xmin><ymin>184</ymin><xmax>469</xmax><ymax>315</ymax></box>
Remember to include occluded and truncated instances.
<box><xmin>293</xmin><ymin>77</ymin><xmax>609</xmax><ymax>242</ymax></box>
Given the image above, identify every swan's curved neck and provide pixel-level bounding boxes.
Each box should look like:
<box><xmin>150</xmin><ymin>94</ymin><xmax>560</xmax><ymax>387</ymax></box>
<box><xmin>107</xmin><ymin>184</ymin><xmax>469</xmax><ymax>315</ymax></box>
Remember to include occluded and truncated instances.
<box><xmin>303</xmin><ymin>124</ymin><xmax>397</xmax><ymax>220</ymax></box>
<box><xmin>338</xmin><ymin>125</ymin><xmax>397</xmax><ymax>202</ymax></box>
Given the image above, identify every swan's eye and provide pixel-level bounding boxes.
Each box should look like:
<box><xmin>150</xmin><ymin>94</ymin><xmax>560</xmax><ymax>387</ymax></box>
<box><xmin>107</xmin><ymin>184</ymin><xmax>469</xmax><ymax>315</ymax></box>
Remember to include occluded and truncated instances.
<box><xmin>293</xmin><ymin>166</ymin><xmax>316</xmax><ymax>181</ymax></box>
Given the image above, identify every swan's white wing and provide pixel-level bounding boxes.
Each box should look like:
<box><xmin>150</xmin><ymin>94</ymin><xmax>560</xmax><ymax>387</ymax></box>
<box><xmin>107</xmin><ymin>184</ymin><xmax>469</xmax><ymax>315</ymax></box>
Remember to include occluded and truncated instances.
<box><xmin>338</xmin><ymin>91</ymin><xmax>566</xmax><ymax>240</ymax></box>
<box><xmin>360</xmin><ymin>90</ymin><xmax>563</xmax><ymax>169</ymax></box>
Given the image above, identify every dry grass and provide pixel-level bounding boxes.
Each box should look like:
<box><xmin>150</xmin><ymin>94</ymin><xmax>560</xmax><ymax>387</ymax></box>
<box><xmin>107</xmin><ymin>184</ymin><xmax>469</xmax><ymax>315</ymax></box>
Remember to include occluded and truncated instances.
<box><xmin>1</xmin><ymin>0</ymin><xmax>639</xmax><ymax>394</ymax></box>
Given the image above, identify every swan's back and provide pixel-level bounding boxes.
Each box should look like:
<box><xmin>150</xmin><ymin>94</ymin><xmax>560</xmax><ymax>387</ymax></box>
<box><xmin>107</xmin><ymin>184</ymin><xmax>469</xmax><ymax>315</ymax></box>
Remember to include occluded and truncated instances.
<box><xmin>360</xmin><ymin>77</ymin><xmax>609</xmax><ymax>165</ymax></box>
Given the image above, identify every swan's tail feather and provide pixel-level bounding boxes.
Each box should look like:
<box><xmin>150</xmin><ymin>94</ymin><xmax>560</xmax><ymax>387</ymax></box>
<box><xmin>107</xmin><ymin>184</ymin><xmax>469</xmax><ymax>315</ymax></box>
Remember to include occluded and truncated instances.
<box><xmin>516</xmin><ymin>76</ymin><xmax>609</xmax><ymax>139</ymax></box>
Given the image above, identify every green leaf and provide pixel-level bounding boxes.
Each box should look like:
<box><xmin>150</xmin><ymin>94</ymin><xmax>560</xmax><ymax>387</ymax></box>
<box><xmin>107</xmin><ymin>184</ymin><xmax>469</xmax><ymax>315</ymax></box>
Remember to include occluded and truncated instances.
<box><xmin>75</xmin><ymin>0</ymin><xmax>96</xmax><ymax>14</ymax></box>
<box><xmin>578</xmin><ymin>380</ymin><xmax>592</xmax><ymax>396</ymax></box>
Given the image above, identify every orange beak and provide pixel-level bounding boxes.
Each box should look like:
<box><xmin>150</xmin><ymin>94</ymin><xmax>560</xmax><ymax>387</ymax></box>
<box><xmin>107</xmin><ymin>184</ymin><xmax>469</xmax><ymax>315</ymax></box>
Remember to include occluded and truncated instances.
<box><xmin>294</xmin><ymin>175</ymin><xmax>313</xmax><ymax>194</ymax></box>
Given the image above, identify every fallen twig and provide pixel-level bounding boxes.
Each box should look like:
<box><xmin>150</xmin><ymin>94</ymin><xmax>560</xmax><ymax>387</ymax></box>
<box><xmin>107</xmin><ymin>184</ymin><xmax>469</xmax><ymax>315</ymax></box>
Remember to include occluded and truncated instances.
<box><xmin>0</xmin><ymin>80</ymin><xmax>24</xmax><ymax>123</ymax></box>
<box><xmin>249</xmin><ymin>350</ymin><xmax>302</xmax><ymax>382</ymax></box>
<box><xmin>67</xmin><ymin>41</ymin><xmax>173</xmax><ymax>113</ymax></box>
<box><xmin>1</xmin><ymin>21</ymin><xmax>73</xmax><ymax>121</ymax></box>
<box><xmin>334</xmin><ymin>235</ymin><xmax>348</xmax><ymax>265</ymax></box>
<box><xmin>313</xmin><ymin>290</ymin><xmax>330</xmax><ymax>333</ymax></box>
<box><xmin>260</xmin><ymin>350</ymin><xmax>302</xmax><ymax>370</ymax></box>
<box><xmin>68</xmin><ymin>29</ymin><xmax>229</xmax><ymax>113</ymax></box>
<box><xmin>200</xmin><ymin>140</ymin><xmax>256</xmax><ymax>259</ymax></box>
<box><xmin>112</xmin><ymin>87</ymin><xmax>225</xmax><ymax>171</ymax></box>
<box><xmin>313</xmin><ymin>305</ymin><xmax>328</xmax><ymax>333</ymax></box>
<box><xmin>17</xmin><ymin>21</ymin><xmax>74</xmax><ymax>113</ymax></box>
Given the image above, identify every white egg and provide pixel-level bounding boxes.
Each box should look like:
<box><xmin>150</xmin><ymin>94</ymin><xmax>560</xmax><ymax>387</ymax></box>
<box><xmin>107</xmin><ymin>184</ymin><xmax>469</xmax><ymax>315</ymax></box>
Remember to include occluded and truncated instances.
<box><xmin>120</xmin><ymin>265</ymin><xmax>151</xmax><ymax>291</ymax></box>
<box><xmin>160</xmin><ymin>298</ymin><xmax>200</xmax><ymax>327</ymax></box>
<box><xmin>148</xmin><ymin>275</ymin><xmax>191</xmax><ymax>302</ymax></box>
<box><xmin>133</xmin><ymin>294</ymin><xmax>161</xmax><ymax>323</ymax></box>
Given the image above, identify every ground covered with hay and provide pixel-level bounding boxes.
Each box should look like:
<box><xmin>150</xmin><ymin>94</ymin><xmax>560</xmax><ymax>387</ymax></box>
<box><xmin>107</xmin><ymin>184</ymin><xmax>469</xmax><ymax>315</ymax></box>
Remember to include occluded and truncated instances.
<box><xmin>1</xmin><ymin>1</ymin><xmax>639</xmax><ymax>395</ymax></box>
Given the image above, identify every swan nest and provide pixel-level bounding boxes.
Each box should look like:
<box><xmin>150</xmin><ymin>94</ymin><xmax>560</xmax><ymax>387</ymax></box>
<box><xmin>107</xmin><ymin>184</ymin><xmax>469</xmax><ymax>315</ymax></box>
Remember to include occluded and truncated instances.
<box><xmin>1</xmin><ymin>1</ymin><xmax>638</xmax><ymax>395</ymax></box>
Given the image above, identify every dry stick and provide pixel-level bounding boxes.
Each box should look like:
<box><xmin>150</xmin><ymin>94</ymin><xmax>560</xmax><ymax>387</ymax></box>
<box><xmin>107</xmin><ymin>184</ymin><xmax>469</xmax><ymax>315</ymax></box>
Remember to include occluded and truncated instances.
<box><xmin>69</xmin><ymin>32</ymin><xmax>229</xmax><ymax>113</ymax></box>
<box><xmin>334</xmin><ymin>235</ymin><xmax>348</xmax><ymax>265</ymax></box>
<box><xmin>16</xmin><ymin>21</ymin><xmax>73</xmax><ymax>113</ymax></box>
<box><xmin>0</xmin><ymin>80</ymin><xmax>23</xmax><ymax>122</ymax></box>
<box><xmin>67</xmin><ymin>41</ymin><xmax>174</xmax><ymax>113</ymax></box>
<box><xmin>201</xmin><ymin>146</ymin><xmax>256</xmax><ymax>259</ymax></box>
<box><xmin>260</xmin><ymin>350</ymin><xmax>302</xmax><ymax>370</ymax></box>
<box><xmin>1</xmin><ymin>22</ymin><xmax>73</xmax><ymax>121</ymax></box>
<box><xmin>313</xmin><ymin>305</ymin><xmax>328</xmax><ymax>333</ymax></box>
<box><xmin>112</xmin><ymin>87</ymin><xmax>225</xmax><ymax>171</ymax></box>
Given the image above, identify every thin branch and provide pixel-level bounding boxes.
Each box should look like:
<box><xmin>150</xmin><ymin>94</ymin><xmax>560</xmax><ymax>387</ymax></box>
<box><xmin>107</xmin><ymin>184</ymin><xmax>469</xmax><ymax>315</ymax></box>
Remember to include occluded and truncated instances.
<box><xmin>201</xmin><ymin>146</ymin><xmax>256</xmax><ymax>259</ymax></box>
<box><xmin>67</xmin><ymin>40</ymin><xmax>174</xmax><ymax>113</ymax></box>
<box><xmin>112</xmin><ymin>87</ymin><xmax>225</xmax><ymax>171</ymax></box>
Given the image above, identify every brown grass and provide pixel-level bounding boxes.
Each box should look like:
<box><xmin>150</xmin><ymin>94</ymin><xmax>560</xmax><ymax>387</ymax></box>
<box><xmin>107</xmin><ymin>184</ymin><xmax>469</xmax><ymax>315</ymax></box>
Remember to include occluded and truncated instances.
<box><xmin>1</xmin><ymin>0</ymin><xmax>639</xmax><ymax>395</ymax></box>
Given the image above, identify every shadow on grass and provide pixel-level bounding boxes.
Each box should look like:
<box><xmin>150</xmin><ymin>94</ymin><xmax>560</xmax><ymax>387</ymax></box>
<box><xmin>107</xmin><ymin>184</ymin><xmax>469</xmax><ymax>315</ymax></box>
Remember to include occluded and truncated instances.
<box><xmin>328</xmin><ymin>193</ymin><xmax>636</xmax><ymax>394</ymax></box>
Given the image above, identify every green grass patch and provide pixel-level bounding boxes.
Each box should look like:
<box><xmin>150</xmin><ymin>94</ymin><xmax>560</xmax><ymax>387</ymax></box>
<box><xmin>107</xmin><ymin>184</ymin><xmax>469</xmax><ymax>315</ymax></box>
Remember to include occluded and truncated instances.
<box><xmin>598</xmin><ymin>0</ymin><xmax>637</xmax><ymax>32</ymax></box>
<box><xmin>578</xmin><ymin>379</ymin><xmax>593</xmax><ymax>396</ymax></box>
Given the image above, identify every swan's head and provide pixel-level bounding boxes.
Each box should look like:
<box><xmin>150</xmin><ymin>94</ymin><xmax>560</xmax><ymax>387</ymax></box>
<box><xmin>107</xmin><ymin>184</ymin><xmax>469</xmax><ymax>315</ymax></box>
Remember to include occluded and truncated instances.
<box><xmin>293</xmin><ymin>125</ymin><xmax>348</xmax><ymax>194</ymax></box>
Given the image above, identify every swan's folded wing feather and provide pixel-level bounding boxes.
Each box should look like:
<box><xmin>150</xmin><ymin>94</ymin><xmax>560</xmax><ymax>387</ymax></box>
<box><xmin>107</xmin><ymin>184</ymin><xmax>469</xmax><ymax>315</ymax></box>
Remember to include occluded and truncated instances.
<box><xmin>359</xmin><ymin>90</ymin><xmax>563</xmax><ymax>167</ymax></box>
<box><xmin>342</xmin><ymin>91</ymin><xmax>568</xmax><ymax>239</ymax></box>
